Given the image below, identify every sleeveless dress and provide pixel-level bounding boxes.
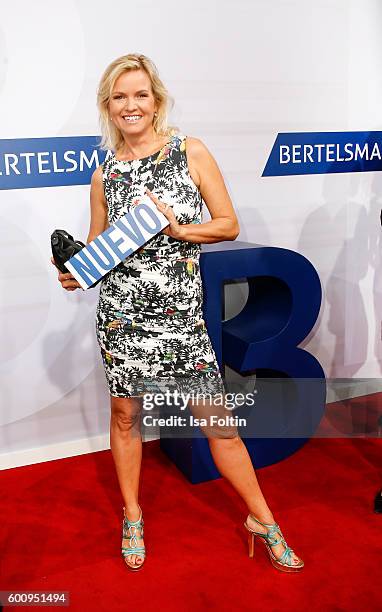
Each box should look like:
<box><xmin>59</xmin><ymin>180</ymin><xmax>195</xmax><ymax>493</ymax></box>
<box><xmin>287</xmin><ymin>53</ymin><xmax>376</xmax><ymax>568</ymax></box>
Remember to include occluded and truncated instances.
<box><xmin>95</xmin><ymin>130</ymin><xmax>225</xmax><ymax>398</ymax></box>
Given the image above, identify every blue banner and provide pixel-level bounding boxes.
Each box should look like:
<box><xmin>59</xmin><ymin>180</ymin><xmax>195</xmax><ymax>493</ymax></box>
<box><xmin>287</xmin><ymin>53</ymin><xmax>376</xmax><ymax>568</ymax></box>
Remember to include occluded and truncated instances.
<box><xmin>0</xmin><ymin>136</ymin><xmax>107</xmax><ymax>190</ymax></box>
<box><xmin>262</xmin><ymin>131</ymin><xmax>382</xmax><ymax>177</ymax></box>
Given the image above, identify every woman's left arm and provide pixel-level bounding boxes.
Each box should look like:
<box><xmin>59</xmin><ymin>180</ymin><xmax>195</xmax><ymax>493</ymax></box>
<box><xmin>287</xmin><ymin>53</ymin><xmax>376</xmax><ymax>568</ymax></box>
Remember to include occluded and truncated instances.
<box><xmin>146</xmin><ymin>137</ymin><xmax>240</xmax><ymax>244</ymax></box>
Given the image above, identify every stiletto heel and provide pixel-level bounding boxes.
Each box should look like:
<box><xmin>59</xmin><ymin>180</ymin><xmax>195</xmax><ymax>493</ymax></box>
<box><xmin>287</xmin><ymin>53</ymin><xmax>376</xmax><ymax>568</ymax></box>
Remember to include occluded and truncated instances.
<box><xmin>247</xmin><ymin>531</ymin><xmax>255</xmax><ymax>558</ymax></box>
<box><xmin>121</xmin><ymin>506</ymin><xmax>146</xmax><ymax>571</ymax></box>
<box><xmin>244</xmin><ymin>514</ymin><xmax>304</xmax><ymax>573</ymax></box>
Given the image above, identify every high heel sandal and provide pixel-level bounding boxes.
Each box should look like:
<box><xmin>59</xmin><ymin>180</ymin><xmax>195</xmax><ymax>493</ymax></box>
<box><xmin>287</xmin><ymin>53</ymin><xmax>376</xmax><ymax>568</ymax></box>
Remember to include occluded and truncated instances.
<box><xmin>122</xmin><ymin>506</ymin><xmax>146</xmax><ymax>571</ymax></box>
<box><xmin>244</xmin><ymin>514</ymin><xmax>304</xmax><ymax>573</ymax></box>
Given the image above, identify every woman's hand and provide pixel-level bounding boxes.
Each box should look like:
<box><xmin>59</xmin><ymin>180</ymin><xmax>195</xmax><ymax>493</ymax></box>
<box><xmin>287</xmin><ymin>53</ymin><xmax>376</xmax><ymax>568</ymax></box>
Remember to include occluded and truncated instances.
<box><xmin>145</xmin><ymin>188</ymin><xmax>185</xmax><ymax>240</ymax></box>
<box><xmin>50</xmin><ymin>257</ymin><xmax>82</xmax><ymax>291</ymax></box>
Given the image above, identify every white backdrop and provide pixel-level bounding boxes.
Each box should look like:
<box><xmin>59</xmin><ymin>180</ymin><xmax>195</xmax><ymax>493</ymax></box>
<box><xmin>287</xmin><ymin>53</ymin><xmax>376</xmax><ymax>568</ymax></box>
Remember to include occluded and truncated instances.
<box><xmin>1</xmin><ymin>0</ymin><xmax>382</xmax><ymax>468</ymax></box>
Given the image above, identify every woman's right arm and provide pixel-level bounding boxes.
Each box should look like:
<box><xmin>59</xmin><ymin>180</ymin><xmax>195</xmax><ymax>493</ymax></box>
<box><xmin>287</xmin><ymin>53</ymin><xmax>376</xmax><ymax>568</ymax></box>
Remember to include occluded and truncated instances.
<box><xmin>51</xmin><ymin>164</ymin><xmax>109</xmax><ymax>291</ymax></box>
<box><xmin>86</xmin><ymin>164</ymin><xmax>109</xmax><ymax>243</ymax></box>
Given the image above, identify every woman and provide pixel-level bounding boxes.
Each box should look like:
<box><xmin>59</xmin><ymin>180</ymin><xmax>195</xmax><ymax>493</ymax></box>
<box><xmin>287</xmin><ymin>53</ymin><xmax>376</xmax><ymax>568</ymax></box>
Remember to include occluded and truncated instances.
<box><xmin>52</xmin><ymin>53</ymin><xmax>304</xmax><ymax>573</ymax></box>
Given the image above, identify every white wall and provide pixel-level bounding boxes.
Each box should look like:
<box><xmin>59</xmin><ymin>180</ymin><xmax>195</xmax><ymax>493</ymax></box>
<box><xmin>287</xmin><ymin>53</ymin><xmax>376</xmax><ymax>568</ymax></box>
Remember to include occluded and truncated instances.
<box><xmin>1</xmin><ymin>0</ymin><xmax>381</xmax><ymax>468</ymax></box>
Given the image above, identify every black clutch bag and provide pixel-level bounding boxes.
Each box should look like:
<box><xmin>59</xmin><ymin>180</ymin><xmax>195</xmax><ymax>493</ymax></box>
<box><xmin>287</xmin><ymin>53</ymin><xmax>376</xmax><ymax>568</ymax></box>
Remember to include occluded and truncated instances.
<box><xmin>51</xmin><ymin>229</ymin><xmax>85</xmax><ymax>273</ymax></box>
<box><xmin>51</xmin><ymin>229</ymin><xmax>101</xmax><ymax>288</ymax></box>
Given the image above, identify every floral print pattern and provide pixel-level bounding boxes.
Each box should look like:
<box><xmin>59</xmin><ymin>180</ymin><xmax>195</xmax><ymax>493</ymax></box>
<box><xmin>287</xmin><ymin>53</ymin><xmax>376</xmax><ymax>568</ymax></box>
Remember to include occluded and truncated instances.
<box><xmin>95</xmin><ymin>130</ymin><xmax>224</xmax><ymax>398</ymax></box>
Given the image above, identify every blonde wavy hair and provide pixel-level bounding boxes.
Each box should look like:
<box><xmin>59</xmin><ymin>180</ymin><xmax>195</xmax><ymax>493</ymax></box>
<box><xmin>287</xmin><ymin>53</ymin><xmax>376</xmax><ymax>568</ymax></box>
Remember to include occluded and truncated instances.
<box><xmin>97</xmin><ymin>53</ymin><xmax>177</xmax><ymax>152</ymax></box>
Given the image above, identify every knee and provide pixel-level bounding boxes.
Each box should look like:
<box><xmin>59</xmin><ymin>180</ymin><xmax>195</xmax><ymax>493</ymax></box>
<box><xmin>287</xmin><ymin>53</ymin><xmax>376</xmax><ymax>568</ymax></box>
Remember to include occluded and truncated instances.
<box><xmin>207</xmin><ymin>431</ymin><xmax>241</xmax><ymax>446</ymax></box>
<box><xmin>110</xmin><ymin>396</ymin><xmax>143</xmax><ymax>433</ymax></box>
<box><xmin>111</xmin><ymin>408</ymin><xmax>141</xmax><ymax>433</ymax></box>
<box><xmin>111</xmin><ymin>398</ymin><xmax>141</xmax><ymax>433</ymax></box>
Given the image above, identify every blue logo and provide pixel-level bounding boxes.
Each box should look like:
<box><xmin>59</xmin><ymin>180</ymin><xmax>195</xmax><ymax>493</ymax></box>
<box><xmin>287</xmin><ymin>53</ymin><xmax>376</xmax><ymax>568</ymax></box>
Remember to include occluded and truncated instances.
<box><xmin>0</xmin><ymin>136</ymin><xmax>107</xmax><ymax>190</ymax></box>
<box><xmin>263</xmin><ymin>131</ymin><xmax>382</xmax><ymax>176</ymax></box>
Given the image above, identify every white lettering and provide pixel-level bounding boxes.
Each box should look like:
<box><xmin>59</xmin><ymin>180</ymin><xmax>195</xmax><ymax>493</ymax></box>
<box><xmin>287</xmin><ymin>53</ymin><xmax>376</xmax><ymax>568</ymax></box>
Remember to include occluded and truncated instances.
<box><xmin>344</xmin><ymin>143</ymin><xmax>354</xmax><ymax>161</ymax></box>
<box><xmin>304</xmin><ymin>145</ymin><xmax>314</xmax><ymax>163</ymax></box>
<box><xmin>80</xmin><ymin>149</ymin><xmax>99</xmax><ymax>170</ymax></box>
<box><xmin>355</xmin><ymin>143</ymin><xmax>368</xmax><ymax>160</ymax></box>
<box><xmin>37</xmin><ymin>152</ymin><xmax>50</xmax><ymax>174</ymax></box>
<box><xmin>52</xmin><ymin>151</ymin><xmax>65</xmax><ymax>173</ymax></box>
<box><xmin>326</xmin><ymin>144</ymin><xmax>335</xmax><ymax>162</ymax></box>
<box><xmin>19</xmin><ymin>152</ymin><xmax>35</xmax><ymax>174</ymax></box>
<box><xmin>4</xmin><ymin>153</ymin><xmax>20</xmax><ymax>175</ymax></box>
<box><xmin>64</xmin><ymin>150</ymin><xmax>77</xmax><ymax>172</ymax></box>
<box><xmin>336</xmin><ymin>144</ymin><xmax>344</xmax><ymax>162</ymax></box>
<box><xmin>370</xmin><ymin>142</ymin><xmax>381</xmax><ymax>160</ymax></box>
<box><xmin>292</xmin><ymin>145</ymin><xmax>301</xmax><ymax>163</ymax></box>
<box><xmin>279</xmin><ymin>145</ymin><xmax>290</xmax><ymax>164</ymax></box>
<box><xmin>316</xmin><ymin>144</ymin><xmax>325</xmax><ymax>163</ymax></box>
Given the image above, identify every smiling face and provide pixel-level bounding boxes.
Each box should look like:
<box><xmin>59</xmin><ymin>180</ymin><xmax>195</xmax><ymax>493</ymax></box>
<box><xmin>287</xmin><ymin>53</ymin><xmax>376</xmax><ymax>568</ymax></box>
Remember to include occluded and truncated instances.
<box><xmin>108</xmin><ymin>69</ymin><xmax>157</xmax><ymax>138</ymax></box>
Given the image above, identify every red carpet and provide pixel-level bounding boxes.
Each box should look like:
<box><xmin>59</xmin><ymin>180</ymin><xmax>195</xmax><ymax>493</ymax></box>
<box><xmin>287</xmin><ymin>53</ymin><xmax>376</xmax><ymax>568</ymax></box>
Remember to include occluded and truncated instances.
<box><xmin>0</xmin><ymin>435</ymin><xmax>381</xmax><ymax>611</ymax></box>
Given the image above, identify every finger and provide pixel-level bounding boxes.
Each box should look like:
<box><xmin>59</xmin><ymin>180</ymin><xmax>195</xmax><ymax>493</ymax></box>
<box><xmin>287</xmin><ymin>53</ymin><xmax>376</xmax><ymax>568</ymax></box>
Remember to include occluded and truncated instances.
<box><xmin>146</xmin><ymin>188</ymin><xmax>174</xmax><ymax>213</ymax></box>
<box><xmin>145</xmin><ymin>188</ymin><xmax>159</xmax><ymax>203</ymax></box>
<box><xmin>59</xmin><ymin>272</ymin><xmax>75</xmax><ymax>281</ymax></box>
<box><xmin>62</xmin><ymin>276</ymin><xmax>80</xmax><ymax>286</ymax></box>
<box><xmin>155</xmin><ymin>201</ymin><xmax>174</xmax><ymax>215</ymax></box>
<box><xmin>146</xmin><ymin>188</ymin><xmax>169</xmax><ymax>209</ymax></box>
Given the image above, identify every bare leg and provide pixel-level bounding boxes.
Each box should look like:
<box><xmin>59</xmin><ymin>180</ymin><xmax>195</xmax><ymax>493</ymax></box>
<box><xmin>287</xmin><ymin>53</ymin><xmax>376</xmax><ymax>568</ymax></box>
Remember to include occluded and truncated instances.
<box><xmin>208</xmin><ymin>435</ymin><xmax>301</xmax><ymax>564</ymax></box>
<box><xmin>110</xmin><ymin>395</ymin><xmax>144</xmax><ymax>567</ymax></box>
<box><xmin>188</xmin><ymin>395</ymin><xmax>301</xmax><ymax>565</ymax></box>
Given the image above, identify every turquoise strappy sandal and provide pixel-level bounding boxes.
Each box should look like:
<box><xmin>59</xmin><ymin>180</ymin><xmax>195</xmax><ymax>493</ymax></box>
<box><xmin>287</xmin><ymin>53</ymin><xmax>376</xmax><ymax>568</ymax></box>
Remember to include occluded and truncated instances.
<box><xmin>122</xmin><ymin>506</ymin><xmax>146</xmax><ymax>571</ymax></box>
<box><xmin>244</xmin><ymin>514</ymin><xmax>304</xmax><ymax>573</ymax></box>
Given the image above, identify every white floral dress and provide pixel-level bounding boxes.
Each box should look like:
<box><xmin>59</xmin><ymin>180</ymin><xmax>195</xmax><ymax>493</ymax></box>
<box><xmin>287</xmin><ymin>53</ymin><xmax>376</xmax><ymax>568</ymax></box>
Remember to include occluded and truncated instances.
<box><xmin>95</xmin><ymin>130</ymin><xmax>224</xmax><ymax>398</ymax></box>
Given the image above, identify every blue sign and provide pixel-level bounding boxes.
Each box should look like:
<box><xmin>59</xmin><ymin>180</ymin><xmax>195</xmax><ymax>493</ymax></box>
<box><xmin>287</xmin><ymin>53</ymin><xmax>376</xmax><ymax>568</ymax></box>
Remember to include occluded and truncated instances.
<box><xmin>0</xmin><ymin>136</ymin><xmax>106</xmax><ymax>189</ymax></box>
<box><xmin>65</xmin><ymin>199</ymin><xmax>169</xmax><ymax>289</ymax></box>
<box><xmin>263</xmin><ymin>131</ymin><xmax>382</xmax><ymax>176</ymax></box>
<box><xmin>161</xmin><ymin>241</ymin><xmax>326</xmax><ymax>483</ymax></box>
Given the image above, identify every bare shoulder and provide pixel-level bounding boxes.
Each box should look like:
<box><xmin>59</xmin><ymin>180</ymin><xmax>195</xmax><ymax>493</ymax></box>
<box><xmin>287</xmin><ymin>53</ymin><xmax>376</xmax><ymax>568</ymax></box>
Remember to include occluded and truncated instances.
<box><xmin>184</xmin><ymin>137</ymin><xmax>217</xmax><ymax>188</ymax></box>
<box><xmin>90</xmin><ymin>163</ymin><xmax>107</xmax><ymax>207</ymax></box>
<box><xmin>185</xmin><ymin>136</ymin><xmax>211</xmax><ymax>159</ymax></box>
<box><xmin>91</xmin><ymin>163</ymin><xmax>103</xmax><ymax>185</ymax></box>
<box><xmin>183</xmin><ymin>135</ymin><xmax>238</xmax><ymax>235</ymax></box>
<box><xmin>91</xmin><ymin>164</ymin><xmax>106</xmax><ymax>197</ymax></box>
<box><xmin>185</xmin><ymin>136</ymin><xmax>219</xmax><ymax>170</ymax></box>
